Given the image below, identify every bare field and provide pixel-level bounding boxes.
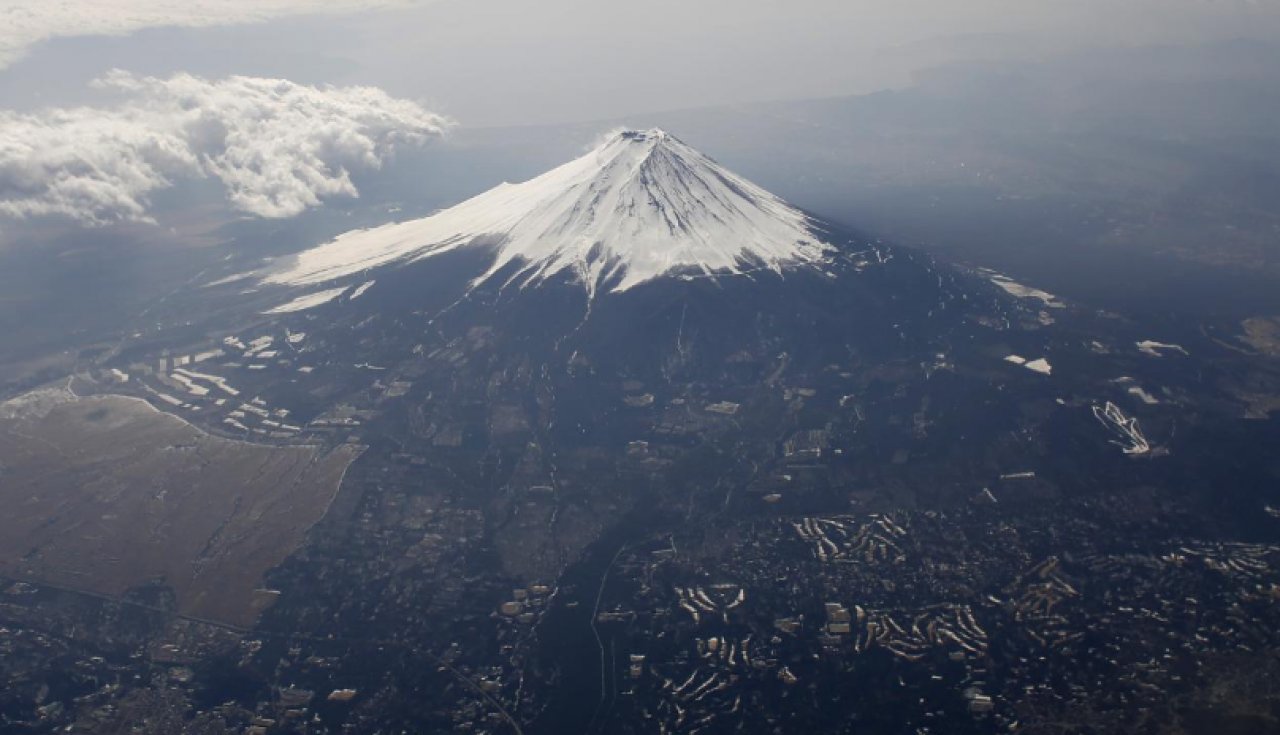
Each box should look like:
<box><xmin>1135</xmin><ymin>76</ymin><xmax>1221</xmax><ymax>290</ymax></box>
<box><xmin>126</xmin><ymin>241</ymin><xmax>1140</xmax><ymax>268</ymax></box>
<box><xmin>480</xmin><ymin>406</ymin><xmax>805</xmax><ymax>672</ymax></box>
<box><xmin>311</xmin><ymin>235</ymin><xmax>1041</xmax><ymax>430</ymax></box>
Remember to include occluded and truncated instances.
<box><xmin>0</xmin><ymin>388</ymin><xmax>358</xmax><ymax>626</ymax></box>
<box><xmin>1242</xmin><ymin>316</ymin><xmax>1280</xmax><ymax>357</ymax></box>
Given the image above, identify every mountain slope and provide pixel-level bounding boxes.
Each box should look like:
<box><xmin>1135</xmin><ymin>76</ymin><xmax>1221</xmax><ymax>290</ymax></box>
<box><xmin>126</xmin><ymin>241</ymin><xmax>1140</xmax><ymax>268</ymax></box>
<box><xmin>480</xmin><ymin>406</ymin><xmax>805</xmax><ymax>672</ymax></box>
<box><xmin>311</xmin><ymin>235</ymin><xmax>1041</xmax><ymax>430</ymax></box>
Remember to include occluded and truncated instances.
<box><xmin>56</xmin><ymin>127</ymin><xmax>1278</xmax><ymax>735</ymax></box>
<box><xmin>262</xmin><ymin>129</ymin><xmax>833</xmax><ymax>297</ymax></box>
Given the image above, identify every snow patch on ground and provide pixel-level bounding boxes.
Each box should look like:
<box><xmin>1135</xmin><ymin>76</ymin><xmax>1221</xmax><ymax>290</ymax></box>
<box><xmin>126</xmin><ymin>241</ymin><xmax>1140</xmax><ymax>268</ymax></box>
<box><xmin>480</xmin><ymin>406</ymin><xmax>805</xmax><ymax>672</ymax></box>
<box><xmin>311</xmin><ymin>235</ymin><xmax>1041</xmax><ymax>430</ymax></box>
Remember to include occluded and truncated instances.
<box><xmin>986</xmin><ymin>272</ymin><xmax>1065</xmax><ymax>308</ymax></box>
<box><xmin>350</xmin><ymin>280</ymin><xmax>376</xmax><ymax>299</ymax></box>
<box><xmin>1023</xmin><ymin>358</ymin><xmax>1053</xmax><ymax>375</ymax></box>
<box><xmin>1092</xmin><ymin>402</ymin><xmax>1151</xmax><ymax>455</ymax></box>
<box><xmin>1003</xmin><ymin>354</ymin><xmax>1051</xmax><ymax>374</ymax></box>
<box><xmin>264</xmin><ymin>287</ymin><xmax>347</xmax><ymax>314</ymax></box>
<box><xmin>0</xmin><ymin>384</ymin><xmax>76</xmax><ymax>420</ymax></box>
<box><xmin>1112</xmin><ymin>376</ymin><xmax>1160</xmax><ymax>405</ymax></box>
<box><xmin>205</xmin><ymin>271</ymin><xmax>257</xmax><ymax>287</ymax></box>
<box><xmin>1127</xmin><ymin>386</ymin><xmax>1160</xmax><ymax>405</ymax></box>
<box><xmin>1136</xmin><ymin>340</ymin><xmax>1188</xmax><ymax>357</ymax></box>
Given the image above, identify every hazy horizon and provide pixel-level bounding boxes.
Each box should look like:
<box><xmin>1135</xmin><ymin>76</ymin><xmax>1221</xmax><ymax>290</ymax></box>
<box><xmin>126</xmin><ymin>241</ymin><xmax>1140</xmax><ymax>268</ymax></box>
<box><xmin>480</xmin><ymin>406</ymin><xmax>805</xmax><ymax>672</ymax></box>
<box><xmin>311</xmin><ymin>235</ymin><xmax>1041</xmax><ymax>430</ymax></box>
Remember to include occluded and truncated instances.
<box><xmin>2</xmin><ymin>0</ymin><xmax>1279</xmax><ymax>127</ymax></box>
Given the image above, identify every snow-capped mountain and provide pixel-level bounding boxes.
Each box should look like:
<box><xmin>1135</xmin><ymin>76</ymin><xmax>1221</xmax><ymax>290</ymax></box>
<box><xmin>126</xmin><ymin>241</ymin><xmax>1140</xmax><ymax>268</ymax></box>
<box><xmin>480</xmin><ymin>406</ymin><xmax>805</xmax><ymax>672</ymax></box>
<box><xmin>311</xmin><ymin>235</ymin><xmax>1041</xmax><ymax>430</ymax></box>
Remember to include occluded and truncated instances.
<box><xmin>263</xmin><ymin>129</ymin><xmax>833</xmax><ymax>298</ymax></box>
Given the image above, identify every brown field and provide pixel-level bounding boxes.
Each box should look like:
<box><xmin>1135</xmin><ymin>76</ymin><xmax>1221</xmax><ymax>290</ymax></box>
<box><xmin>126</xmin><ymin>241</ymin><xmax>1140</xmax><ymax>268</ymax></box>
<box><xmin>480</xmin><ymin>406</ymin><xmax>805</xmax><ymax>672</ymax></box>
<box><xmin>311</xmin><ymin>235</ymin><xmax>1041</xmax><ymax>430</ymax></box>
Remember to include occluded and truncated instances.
<box><xmin>0</xmin><ymin>386</ymin><xmax>359</xmax><ymax>626</ymax></box>
<box><xmin>1242</xmin><ymin>316</ymin><xmax>1280</xmax><ymax>357</ymax></box>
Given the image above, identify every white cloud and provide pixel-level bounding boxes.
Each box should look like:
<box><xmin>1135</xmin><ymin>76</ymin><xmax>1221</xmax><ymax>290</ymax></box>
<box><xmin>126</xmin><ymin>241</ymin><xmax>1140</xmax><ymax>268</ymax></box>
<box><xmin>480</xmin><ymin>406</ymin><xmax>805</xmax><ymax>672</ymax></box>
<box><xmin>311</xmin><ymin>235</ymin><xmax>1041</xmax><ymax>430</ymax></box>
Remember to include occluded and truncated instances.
<box><xmin>0</xmin><ymin>0</ymin><xmax>420</xmax><ymax>70</ymax></box>
<box><xmin>0</xmin><ymin>70</ymin><xmax>452</xmax><ymax>224</ymax></box>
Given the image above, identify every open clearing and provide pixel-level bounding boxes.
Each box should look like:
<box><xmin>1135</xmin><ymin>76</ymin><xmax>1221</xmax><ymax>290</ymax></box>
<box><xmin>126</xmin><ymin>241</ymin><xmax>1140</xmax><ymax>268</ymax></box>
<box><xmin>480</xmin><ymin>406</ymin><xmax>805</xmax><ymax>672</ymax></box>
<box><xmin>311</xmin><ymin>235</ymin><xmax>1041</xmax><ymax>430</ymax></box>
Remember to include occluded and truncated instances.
<box><xmin>0</xmin><ymin>387</ymin><xmax>358</xmax><ymax>626</ymax></box>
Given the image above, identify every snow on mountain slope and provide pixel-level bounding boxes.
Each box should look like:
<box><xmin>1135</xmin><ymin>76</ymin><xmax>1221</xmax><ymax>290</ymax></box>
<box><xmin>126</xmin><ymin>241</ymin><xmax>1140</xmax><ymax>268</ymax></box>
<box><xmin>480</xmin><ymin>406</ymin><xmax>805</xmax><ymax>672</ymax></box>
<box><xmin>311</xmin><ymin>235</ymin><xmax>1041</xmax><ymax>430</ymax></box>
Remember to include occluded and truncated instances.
<box><xmin>262</xmin><ymin>129</ymin><xmax>833</xmax><ymax>297</ymax></box>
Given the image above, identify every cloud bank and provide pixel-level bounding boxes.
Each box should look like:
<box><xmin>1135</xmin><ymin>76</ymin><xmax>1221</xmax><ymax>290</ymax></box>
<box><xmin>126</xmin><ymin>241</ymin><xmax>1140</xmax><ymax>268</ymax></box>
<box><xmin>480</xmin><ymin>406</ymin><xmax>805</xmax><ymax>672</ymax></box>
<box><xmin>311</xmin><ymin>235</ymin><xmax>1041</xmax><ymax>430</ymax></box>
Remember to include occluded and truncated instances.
<box><xmin>0</xmin><ymin>0</ymin><xmax>419</xmax><ymax>70</ymax></box>
<box><xmin>0</xmin><ymin>71</ymin><xmax>451</xmax><ymax>224</ymax></box>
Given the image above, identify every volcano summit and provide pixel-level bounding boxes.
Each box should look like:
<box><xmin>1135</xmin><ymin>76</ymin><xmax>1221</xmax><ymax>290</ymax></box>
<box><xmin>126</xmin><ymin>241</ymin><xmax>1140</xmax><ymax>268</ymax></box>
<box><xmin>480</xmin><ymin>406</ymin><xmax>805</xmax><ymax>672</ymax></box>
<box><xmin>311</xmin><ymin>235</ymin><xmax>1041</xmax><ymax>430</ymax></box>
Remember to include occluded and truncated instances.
<box><xmin>263</xmin><ymin>129</ymin><xmax>834</xmax><ymax>298</ymax></box>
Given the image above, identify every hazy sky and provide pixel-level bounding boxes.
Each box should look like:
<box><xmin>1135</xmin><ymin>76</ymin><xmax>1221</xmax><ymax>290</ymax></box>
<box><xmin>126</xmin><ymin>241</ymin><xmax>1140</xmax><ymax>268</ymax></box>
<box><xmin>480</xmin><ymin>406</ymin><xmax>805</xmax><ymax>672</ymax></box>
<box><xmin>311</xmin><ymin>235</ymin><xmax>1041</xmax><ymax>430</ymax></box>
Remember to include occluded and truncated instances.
<box><xmin>2</xmin><ymin>0</ymin><xmax>1279</xmax><ymax>126</ymax></box>
<box><xmin>2</xmin><ymin>0</ymin><xmax>1279</xmax><ymax>229</ymax></box>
